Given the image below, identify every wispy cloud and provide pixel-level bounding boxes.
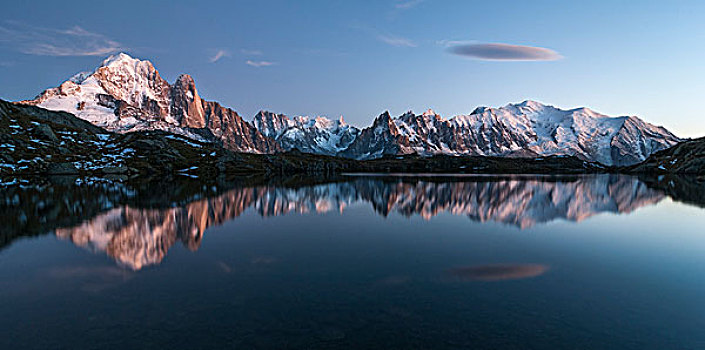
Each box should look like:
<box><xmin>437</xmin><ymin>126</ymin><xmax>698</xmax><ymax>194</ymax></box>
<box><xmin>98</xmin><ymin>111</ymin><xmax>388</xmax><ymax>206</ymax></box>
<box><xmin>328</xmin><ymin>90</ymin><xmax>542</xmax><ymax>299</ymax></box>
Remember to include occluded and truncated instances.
<box><xmin>445</xmin><ymin>42</ymin><xmax>562</xmax><ymax>61</ymax></box>
<box><xmin>240</xmin><ymin>49</ymin><xmax>263</xmax><ymax>56</ymax></box>
<box><xmin>209</xmin><ymin>49</ymin><xmax>230</xmax><ymax>63</ymax></box>
<box><xmin>246</xmin><ymin>60</ymin><xmax>275</xmax><ymax>68</ymax></box>
<box><xmin>349</xmin><ymin>22</ymin><xmax>417</xmax><ymax>49</ymax></box>
<box><xmin>0</xmin><ymin>21</ymin><xmax>123</xmax><ymax>56</ymax></box>
<box><xmin>436</xmin><ymin>39</ymin><xmax>469</xmax><ymax>47</ymax></box>
<box><xmin>395</xmin><ymin>0</ymin><xmax>424</xmax><ymax>9</ymax></box>
<box><xmin>378</xmin><ymin>34</ymin><xmax>417</xmax><ymax>47</ymax></box>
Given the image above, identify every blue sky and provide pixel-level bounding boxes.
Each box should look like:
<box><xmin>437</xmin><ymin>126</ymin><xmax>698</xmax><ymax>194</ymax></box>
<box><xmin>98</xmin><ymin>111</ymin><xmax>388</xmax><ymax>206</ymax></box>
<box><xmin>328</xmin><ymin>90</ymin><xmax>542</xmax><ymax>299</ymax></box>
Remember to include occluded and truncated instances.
<box><xmin>1</xmin><ymin>0</ymin><xmax>704</xmax><ymax>137</ymax></box>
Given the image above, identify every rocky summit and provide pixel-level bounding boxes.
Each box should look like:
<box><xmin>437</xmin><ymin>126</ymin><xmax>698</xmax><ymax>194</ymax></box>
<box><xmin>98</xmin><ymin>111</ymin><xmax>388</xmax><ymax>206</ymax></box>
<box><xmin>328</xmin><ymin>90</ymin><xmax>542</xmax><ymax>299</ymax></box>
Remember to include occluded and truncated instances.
<box><xmin>23</xmin><ymin>53</ymin><xmax>681</xmax><ymax>166</ymax></box>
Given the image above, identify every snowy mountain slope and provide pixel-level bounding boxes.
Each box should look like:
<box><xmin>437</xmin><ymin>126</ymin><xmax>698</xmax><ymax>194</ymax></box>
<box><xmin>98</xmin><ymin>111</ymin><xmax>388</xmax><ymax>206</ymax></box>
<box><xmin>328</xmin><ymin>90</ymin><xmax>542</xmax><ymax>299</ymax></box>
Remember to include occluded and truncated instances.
<box><xmin>343</xmin><ymin>101</ymin><xmax>681</xmax><ymax>165</ymax></box>
<box><xmin>253</xmin><ymin>111</ymin><xmax>359</xmax><ymax>155</ymax></box>
<box><xmin>338</xmin><ymin>111</ymin><xmax>418</xmax><ymax>159</ymax></box>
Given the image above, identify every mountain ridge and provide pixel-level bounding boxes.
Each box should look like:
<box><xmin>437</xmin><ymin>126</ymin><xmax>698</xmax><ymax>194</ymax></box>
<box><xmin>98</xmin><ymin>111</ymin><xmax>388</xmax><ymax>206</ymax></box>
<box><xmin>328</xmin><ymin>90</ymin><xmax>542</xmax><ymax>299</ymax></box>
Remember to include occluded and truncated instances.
<box><xmin>21</xmin><ymin>52</ymin><xmax>681</xmax><ymax>166</ymax></box>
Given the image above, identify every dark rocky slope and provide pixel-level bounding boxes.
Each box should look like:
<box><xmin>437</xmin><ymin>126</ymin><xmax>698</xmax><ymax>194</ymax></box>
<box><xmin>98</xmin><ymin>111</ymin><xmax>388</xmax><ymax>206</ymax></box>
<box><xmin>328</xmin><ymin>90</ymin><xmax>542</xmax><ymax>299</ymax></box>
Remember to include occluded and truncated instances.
<box><xmin>0</xmin><ymin>99</ymin><xmax>264</xmax><ymax>177</ymax></box>
<box><xmin>626</xmin><ymin>137</ymin><xmax>705</xmax><ymax>175</ymax></box>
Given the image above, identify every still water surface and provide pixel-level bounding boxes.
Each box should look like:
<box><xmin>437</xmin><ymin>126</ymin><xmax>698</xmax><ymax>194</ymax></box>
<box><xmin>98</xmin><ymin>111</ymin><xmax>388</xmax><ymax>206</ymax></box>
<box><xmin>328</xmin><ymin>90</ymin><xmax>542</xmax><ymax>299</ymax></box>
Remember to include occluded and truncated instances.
<box><xmin>0</xmin><ymin>174</ymin><xmax>704</xmax><ymax>349</ymax></box>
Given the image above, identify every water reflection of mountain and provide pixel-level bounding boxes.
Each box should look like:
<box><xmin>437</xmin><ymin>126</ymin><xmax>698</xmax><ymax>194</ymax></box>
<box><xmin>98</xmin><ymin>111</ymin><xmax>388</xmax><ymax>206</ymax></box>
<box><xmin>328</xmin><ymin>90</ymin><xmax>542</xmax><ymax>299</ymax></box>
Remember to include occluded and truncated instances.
<box><xmin>0</xmin><ymin>175</ymin><xmax>694</xmax><ymax>270</ymax></box>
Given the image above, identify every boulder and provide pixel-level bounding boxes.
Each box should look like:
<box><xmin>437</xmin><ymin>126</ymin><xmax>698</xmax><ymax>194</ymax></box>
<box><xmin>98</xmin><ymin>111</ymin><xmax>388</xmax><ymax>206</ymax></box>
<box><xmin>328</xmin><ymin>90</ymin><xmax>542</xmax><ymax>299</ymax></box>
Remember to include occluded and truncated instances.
<box><xmin>46</xmin><ymin>162</ymin><xmax>78</xmax><ymax>175</ymax></box>
<box><xmin>34</xmin><ymin>124</ymin><xmax>59</xmax><ymax>143</ymax></box>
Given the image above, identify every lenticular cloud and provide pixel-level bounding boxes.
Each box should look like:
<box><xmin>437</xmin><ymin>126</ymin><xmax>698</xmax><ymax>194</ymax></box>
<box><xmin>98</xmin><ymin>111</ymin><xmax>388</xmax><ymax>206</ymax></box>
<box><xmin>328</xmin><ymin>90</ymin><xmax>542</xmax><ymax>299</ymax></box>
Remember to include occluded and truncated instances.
<box><xmin>447</xmin><ymin>42</ymin><xmax>562</xmax><ymax>61</ymax></box>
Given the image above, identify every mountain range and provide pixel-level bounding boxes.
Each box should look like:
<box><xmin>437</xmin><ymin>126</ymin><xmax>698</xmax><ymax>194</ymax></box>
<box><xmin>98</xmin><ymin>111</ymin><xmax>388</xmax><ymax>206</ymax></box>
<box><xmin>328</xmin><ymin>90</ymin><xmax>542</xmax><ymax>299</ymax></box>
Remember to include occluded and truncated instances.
<box><xmin>22</xmin><ymin>53</ymin><xmax>681</xmax><ymax>166</ymax></box>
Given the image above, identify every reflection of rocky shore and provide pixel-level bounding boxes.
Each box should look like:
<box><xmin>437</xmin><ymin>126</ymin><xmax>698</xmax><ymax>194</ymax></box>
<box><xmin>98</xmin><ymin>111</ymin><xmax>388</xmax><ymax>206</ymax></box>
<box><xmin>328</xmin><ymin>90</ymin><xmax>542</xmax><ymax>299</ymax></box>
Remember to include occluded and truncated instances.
<box><xmin>43</xmin><ymin>175</ymin><xmax>669</xmax><ymax>270</ymax></box>
<box><xmin>636</xmin><ymin>175</ymin><xmax>705</xmax><ymax>209</ymax></box>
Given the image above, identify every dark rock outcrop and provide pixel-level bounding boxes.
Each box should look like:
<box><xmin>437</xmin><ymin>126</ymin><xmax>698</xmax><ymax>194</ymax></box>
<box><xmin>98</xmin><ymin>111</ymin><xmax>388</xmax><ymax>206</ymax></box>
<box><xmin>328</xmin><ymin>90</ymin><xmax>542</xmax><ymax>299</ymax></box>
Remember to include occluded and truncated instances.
<box><xmin>627</xmin><ymin>137</ymin><xmax>705</xmax><ymax>174</ymax></box>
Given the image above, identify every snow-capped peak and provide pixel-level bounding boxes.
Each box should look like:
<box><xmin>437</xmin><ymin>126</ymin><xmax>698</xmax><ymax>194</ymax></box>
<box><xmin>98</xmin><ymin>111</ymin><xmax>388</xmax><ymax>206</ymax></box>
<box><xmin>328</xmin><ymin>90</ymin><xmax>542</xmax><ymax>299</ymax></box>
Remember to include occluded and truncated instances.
<box><xmin>514</xmin><ymin>100</ymin><xmax>547</xmax><ymax>110</ymax></box>
<box><xmin>27</xmin><ymin>52</ymin><xmax>205</xmax><ymax>141</ymax></box>
<box><xmin>100</xmin><ymin>52</ymin><xmax>147</xmax><ymax>69</ymax></box>
<box><xmin>422</xmin><ymin>109</ymin><xmax>438</xmax><ymax>117</ymax></box>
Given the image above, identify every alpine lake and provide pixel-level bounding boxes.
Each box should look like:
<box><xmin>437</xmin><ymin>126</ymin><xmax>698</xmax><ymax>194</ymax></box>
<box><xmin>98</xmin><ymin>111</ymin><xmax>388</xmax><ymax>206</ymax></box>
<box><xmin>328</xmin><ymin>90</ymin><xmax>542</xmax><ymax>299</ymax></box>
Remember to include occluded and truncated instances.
<box><xmin>1</xmin><ymin>173</ymin><xmax>704</xmax><ymax>349</ymax></box>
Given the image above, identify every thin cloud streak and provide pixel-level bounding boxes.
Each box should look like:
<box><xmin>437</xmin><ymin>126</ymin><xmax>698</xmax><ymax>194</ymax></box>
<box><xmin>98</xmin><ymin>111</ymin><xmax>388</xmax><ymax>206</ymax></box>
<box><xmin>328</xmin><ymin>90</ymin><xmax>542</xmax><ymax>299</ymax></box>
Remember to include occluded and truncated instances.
<box><xmin>0</xmin><ymin>21</ymin><xmax>123</xmax><ymax>56</ymax></box>
<box><xmin>209</xmin><ymin>49</ymin><xmax>230</xmax><ymax>63</ymax></box>
<box><xmin>348</xmin><ymin>22</ymin><xmax>417</xmax><ymax>49</ymax></box>
<box><xmin>246</xmin><ymin>60</ymin><xmax>275</xmax><ymax>68</ymax></box>
<box><xmin>378</xmin><ymin>34</ymin><xmax>417</xmax><ymax>47</ymax></box>
<box><xmin>447</xmin><ymin>42</ymin><xmax>562</xmax><ymax>61</ymax></box>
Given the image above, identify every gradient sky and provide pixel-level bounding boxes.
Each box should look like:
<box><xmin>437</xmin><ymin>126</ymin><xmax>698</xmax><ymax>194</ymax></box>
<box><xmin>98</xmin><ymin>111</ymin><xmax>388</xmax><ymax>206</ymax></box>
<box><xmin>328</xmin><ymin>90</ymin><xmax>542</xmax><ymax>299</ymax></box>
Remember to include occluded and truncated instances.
<box><xmin>1</xmin><ymin>0</ymin><xmax>704</xmax><ymax>137</ymax></box>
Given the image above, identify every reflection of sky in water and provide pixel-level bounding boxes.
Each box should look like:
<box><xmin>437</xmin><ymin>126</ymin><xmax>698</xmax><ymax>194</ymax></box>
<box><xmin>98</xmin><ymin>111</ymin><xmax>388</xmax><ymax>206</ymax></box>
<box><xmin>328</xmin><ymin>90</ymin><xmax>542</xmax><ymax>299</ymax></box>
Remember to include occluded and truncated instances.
<box><xmin>0</xmin><ymin>176</ymin><xmax>703</xmax><ymax>349</ymax></box>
